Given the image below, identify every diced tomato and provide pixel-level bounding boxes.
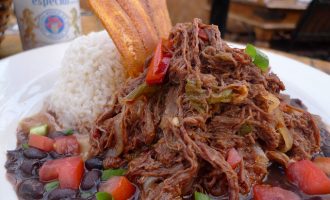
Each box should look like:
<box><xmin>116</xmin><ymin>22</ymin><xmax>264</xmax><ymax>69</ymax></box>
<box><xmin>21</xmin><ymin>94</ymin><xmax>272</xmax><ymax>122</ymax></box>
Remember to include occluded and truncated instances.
<box><xmin>28</xmin><ymin>134</ymin><xmax>54</xmax><ymax>152</ymax></box>
<box><xmin>100</xmin><ymin>176</ymin><xmax>136</xmax><ymax>200</ymax></box>
<box><xmin>253</xmin><ymin>185</ymin><xmax>300</xmax><ymax>200</ymax></box>
<box><xmin>39</xmin><ymin>156</ymin><xmax>84</xmax><ymax>190</ymax></box>
<box><xmin>226</xmin><ymin>148</ymin><xmax>242</xmax><ymax>169</ymax></box>
<box><xmin>286</xmin><ymin>160</ymin><xmax>330</xmax><ymax>195</ymax></box>
<box><xmin>146</xmin><ymin>39</ymin><xmax>172</xmax><ymax>85</ymax></box>
<box><xmin>314</xmin><ymin>157</ymin><xmax>330</xmax><ymax>175</ymax></box>
<box><xmin>58</xmin><ymin>157</ymin><xmax>84</xmax><ymax>189</ymax></box>
<box><xmin>198</xmin><ymin>29</ymin><xmax>208</xmax><ymax>41</ymax></box>
<box><xmin>39</xmin><ymin>159</ymin><xmax>61</xmax><ymax>181</ymax></box>
<box><xmin>54</xmin><ymin>135</ymin><xmax>80</xmax><ymax>155</ymax></box>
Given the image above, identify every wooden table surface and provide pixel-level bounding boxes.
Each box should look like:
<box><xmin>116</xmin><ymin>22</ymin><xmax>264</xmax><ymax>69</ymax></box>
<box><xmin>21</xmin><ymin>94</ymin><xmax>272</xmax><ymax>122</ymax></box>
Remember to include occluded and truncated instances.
<box><xmin>229</xmin><ymin>1</ymin><xmax>307</xmax><ymax>47</ymax></box>
<box><xmin>1</xmin><ymin>13</ymin><xmax>329</xmax><ymax>75</ymax></box>
<box><xmin>233</xmin><ymin>0</ymin><xmax>309</xmax><ymax>10</ymax></box>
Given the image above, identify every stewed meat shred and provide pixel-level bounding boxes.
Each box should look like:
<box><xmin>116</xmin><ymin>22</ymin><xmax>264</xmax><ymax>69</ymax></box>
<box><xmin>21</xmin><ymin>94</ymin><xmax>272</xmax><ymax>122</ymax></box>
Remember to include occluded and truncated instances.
<box><xmin>90</xmin><ymin>19</ymin><xmax>320</xmax><ymax>199</ymax></box>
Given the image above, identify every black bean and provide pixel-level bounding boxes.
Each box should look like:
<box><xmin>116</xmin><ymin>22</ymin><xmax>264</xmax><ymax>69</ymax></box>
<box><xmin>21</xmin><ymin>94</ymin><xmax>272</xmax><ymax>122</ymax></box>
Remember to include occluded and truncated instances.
<box><xmin>48</xmin><ymin>188</ymin><xmax>77</xmax><ymax>200</ymax></box>
<box><xmin>17</xmin><ymin>179</ymin><xmax>44</xmax><ymax>199</ymax></box>
<box><xmin>85</xmin><ymin>158</ymin><xmax>103</xmax><ymax>170</ymax></box>
<box><xmin>322</xmin><ymin>145</ymin><xmax>330</xmax><ymax>157</ymax></box>
<box><xmin>23</xmin><ymin>148</ymin><xmax>47</xmax><ymax>159</ymax></box>
<box><xmin>81</xmin><ymin>170</ymin><xmax>101</xmax><ymax>190</ymax></box>
<box><xmin>307</xmin><ymin>197</ymin><xmax>323</xmax><ymax>200</ymax></box>
<box><xmin>48</xmin><ymin>131</ymin><xmax>65</xmax><ymax>139</ymax></box>
<box><xmin>20</xmin><ymin>159</ymin><xmax>40</xmax><ymax>176</ymax></box>
<box><xmin>17</xmin><ymin>131</ymin><xmax>29</xmax><ymax>145</ymax></box>
<box><xmin>5</xmin><ymin>150</ymin><xmax>21</xmax><ymax>173</ymax></box>
<box><xmin>50</xmin><ymin>151</ymin><xmax>65</xmax><ymax>159</ymax></box>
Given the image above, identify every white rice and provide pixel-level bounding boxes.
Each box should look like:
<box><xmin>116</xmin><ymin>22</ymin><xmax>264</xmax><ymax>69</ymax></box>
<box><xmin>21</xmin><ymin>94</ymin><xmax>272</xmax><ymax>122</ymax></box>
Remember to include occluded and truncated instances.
<box><xmin>47</xmin><ymin>31</ymin><xmax>126</xmax><ymax>134</ymax></box>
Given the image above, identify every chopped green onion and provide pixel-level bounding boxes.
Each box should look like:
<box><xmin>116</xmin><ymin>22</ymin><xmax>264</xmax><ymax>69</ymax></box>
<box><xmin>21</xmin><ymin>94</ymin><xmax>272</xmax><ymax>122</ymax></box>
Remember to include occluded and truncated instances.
<box><xmin>22</xmin><ymin>143</ymin><xmax>29</xmax><ymax>149</ymax></box>
<box><xmin>101</xmin><ymin>168</ymin><xmax>127</xmax><ymax>181</ymax></box>
<box><xmin>63</xmin><ymin>129</ymin><xmax>74</xmax><ymax>135</ymax></box>
<box><xmin>125</xmin><ymin>82</ymin><xmax>159</xmax><ymax>102</ymax></box>
<box><xmin>194</xmin><ymin>191</ymin><xmax>211</xmax><ymax>200</ymax></box>
<box><xmin>96</xmin><ymin>192</ymin><xmax>113</xmax><ymax>200</ymax></box>
<box><xmin>44</xmin><ymin>181</ymin><xmax>59</xmax><ymax>192</ymax></box>
<box><xmin>80</xmin><ymin>191</ymin><xmax>94</xmax><ymax>199</ymax></box>
<box><xmin>29</xmin><ymin>124</ymin><xmax>48</xmax><ymax>136</ymax></box>
<box><xmin>245</xmin><ymin>43</ymin><xmax>269</xmax><ymax>71</ymax></box>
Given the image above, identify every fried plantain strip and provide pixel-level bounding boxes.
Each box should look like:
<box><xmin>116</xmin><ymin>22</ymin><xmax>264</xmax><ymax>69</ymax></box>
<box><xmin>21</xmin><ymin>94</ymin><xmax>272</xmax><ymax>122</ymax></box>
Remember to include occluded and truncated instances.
<box><xmin>116</xmin><ymin>0</ymin><xmax>158</xmax><ymax>55</ymax></box>
<box><xmin>140</xmin><ymin>0</ymin><xmax>172</xmax><ymax>38</ymax></box>
<box><xmin>88</xmin><ymin>0</ymin><xmax>147</xmax><ymax>77</ymax></box>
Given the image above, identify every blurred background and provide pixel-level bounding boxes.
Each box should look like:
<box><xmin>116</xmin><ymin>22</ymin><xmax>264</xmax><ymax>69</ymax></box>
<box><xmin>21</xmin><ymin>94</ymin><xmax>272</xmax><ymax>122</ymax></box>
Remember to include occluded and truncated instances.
<box><xmin>1</xmin><ymin>0</ymin><xmax>329</xmax><ymax>73</ymax></box>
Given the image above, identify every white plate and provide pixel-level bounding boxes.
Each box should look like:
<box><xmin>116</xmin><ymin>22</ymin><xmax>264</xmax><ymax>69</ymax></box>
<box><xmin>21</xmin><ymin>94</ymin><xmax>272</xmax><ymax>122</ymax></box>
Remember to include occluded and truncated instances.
<box><xmin>0</xmin><ymin>42</ymin><xmax>330</xmax><ymax>199</ymax></box>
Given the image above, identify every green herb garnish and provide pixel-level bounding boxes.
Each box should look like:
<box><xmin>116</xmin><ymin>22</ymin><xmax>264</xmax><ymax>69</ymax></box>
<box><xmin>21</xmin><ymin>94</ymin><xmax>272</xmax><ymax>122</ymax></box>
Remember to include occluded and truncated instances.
<box><xmin>194</xmin><ymin>191</ymin><xmax>211</xmax><ymax>200</ymax></box>
<box><xmin>44</xmin><ymin>181</ymin><xmax>59</xmax><ymax>192</ymax></box>
<box><xmin>96</xmin><ymin>192</ymin><xmax>113</xmax><ymax>200</ymax></box>
<box><xmin>22</xmin><ymin>143</ymin><xmax>29</xmax><ymax>149</ymax></box>
<box><xmin>63</xmin><ymin>129</ymin><xmax>74</xmax><ymax>135</ymax></box>
<box><xmin>101</xmin><ymin>168</ymin><xmax>127</xmax><ymax>181</ymax></box>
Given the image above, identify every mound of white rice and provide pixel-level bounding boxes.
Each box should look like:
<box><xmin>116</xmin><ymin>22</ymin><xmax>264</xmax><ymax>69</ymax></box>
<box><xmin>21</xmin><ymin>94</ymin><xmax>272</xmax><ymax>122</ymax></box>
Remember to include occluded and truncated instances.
<box><xmin>47</xmin><ymin>31</ymin><xmax>126</xmax><ymax>134</ymax></box>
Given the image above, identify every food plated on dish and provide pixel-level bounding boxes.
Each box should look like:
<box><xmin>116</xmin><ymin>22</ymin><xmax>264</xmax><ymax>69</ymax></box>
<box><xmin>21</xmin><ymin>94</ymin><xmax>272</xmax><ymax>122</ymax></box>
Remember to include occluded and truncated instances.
<box><xmin>4</xmin><ymin>0</ymin><xmax>330</xmax><ymax>200</ymax></box>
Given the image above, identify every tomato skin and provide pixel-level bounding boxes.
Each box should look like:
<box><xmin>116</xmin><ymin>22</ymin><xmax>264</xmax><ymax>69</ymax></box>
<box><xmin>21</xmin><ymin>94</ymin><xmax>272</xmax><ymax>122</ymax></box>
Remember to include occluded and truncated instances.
<box><xmin>226</xmin><ymin>148</ymin><xmax>242</xmax><ymax>169</ymax></box>
<box><xmin>253</xmin><ymin>185</ymin><xmax>300</xmax><ymax>200</ymax></box>
<box><xmin>287</xmin><ymin>160</ymin><xmax>330</xmax><ymax>195</ymax></box>
<box><xmin>28</xmin><ymin>134</ymin><xmax>54</xmax><ymax>152</ymax></box>
<box><xmin>146</xmin><ymin>39</ymin><xmax>172</xmax><ymax>85</ymax></box>
<box><xmin>39</xmin><ymin>156</ymin><xmax>84</xmax><ymax>190</ymax></box>
<box><xmin>54</xmin><ymin>135</ymin><xmax>80</xmax><ymax>155</ymax></box>
<box><xmin>100</xmin><ymin>176</ymin><xmax>136</xmax><ymax>200</ymax></box>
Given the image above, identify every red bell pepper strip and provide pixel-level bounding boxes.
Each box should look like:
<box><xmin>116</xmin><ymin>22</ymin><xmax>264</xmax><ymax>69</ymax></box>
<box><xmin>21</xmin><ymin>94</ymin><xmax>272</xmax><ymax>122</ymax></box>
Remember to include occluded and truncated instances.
<box><xmin>253</xmin><ymin>185</ymin><xmax>301</xmax><ymax>200</ymax></box>
<box><xmin>28</xmin><ymin>134</ymin><xmax>54</xmax><ymax>152</ymax></box>
<box><xmin>146</xmin><ymin>39</ymin><xmax>172</xmax><ymax>85</ymax></box>
<box><xmin>226</xmin><ymin>148</ymin><xmax>242</xmax><ymax>169</ymax></box>
<box><xmin>286</xmin><ymin>159</ymin><xmax>330</xmax><ymax>195</ymax></box>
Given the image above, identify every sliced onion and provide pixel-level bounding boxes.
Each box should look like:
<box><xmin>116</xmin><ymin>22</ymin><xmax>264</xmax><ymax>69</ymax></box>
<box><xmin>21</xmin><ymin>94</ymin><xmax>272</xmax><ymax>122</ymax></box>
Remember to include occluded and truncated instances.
<box><xmin>143</xmin><ymin>176</ymin><xmax>158</xmax><ymax>190</ymax></box>
<box><xmin>253</xmin><ymin>145</ymin><xmax>269</xmax><ymax>166</ymax></box>
<box><xmin>283</xmin><ymin>104</ymin><xmax>305</xmax><ymax>115</ymax></box>
<box><xmin>266</xmin><ymin>150</ymin><xmax>290</xmax><ymax>167</ymax></box>
<box><xmin>278</xmin><ymin>126</ymin><xmax>293</xmax><ymax>152</ymax></box>
<box><xmin>263</xmin><ymin>93</ymin><xmax>280</xmax><ymax>113</ymax></box>
<box><xmin>74</xmin><ymin>134</ymin><xmax>91</xmax><ymax>161</ymax></box>
<box><xmin>274</xmin><ymin>109</ymin><xmax>293</xmax><ymax>152</ymax></box>
<box><xmin>106</xmin><ymin>114</ymin><xmax>124</xmax><ymax>157</ymax></box>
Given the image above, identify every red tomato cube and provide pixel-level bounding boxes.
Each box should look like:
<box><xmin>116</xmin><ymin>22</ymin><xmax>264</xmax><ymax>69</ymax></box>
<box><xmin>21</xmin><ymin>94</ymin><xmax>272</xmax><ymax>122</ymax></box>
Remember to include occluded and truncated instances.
<box><xmin>28</xmin><ymin>134</ymin><xmax>54</xmax><ymax>152</ymax></box>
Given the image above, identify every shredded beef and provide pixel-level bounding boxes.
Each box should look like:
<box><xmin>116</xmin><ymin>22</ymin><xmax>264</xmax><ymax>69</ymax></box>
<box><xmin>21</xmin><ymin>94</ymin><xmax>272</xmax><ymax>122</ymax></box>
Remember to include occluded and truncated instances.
<box><xmin>89</xmin><ymin>19</ymin><xmax>321</xmax><ymax>200</ymax></box>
